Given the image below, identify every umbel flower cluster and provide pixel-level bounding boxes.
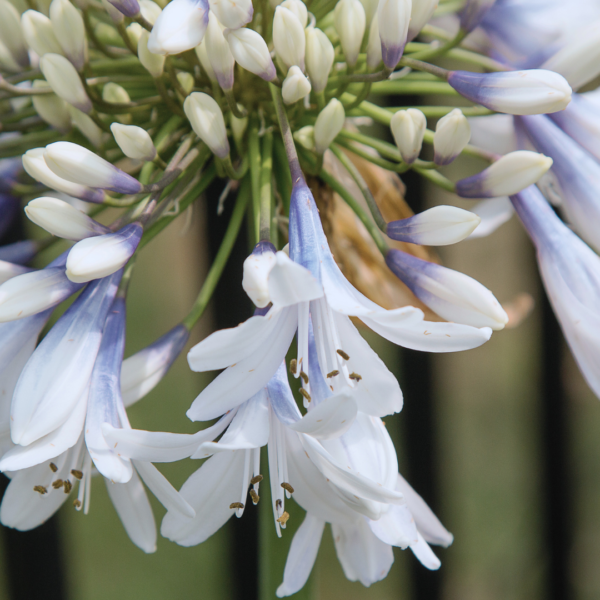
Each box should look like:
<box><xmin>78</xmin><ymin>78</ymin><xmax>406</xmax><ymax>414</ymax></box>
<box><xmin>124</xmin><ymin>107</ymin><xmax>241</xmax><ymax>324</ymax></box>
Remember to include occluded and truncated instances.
<box><xmin>0</xmin><ymin>0</ymin><xmax>597</xmax><ymax>593</ymax></box>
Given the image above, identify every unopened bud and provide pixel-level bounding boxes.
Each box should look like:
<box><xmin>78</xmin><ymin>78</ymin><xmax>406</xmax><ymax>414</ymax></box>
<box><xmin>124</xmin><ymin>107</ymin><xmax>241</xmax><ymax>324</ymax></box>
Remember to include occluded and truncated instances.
<box><xmin>305</xmin><ymin>27</ymin><xmax>334</xmax><ymax>93</ymax></box>
<box><xmin>209</xmin><ymin>0</ymin><xmax>253</xmax><ymax>29</ymax></box>
<box><xmin>447</xmin><ymin>69</ymin><xmax>572</xmax><ymax>116</ymax></box>
<box><xmin>334</xmin><ymin>0</ymin><xmax>366</xmax><ymax>67</ymax></box>
<box><xmin>225</xmin><ymin>27</ymin><xmax>276</xmax><ymax>81</ymax></box>
<box><xmin>126</xmin><ymin>22</ymin><xmax>143</xmax><ymax>47</ymax></box>
<box><xmin>68</xmin><ymin>106</ymin><xmax>103</xmax><ymax>148</ymax></box>
<box><xmin>390</xmin><ymin>108</ymin><xmax>426</xmax><ymax>164</ymax></box>
<box><xmin>281</xmin><ymin>0</ymin><xmax>306</xmax><ymax>24</ymax></box>
<box><xmin>282</xmin><ymin>65</ymin><xmax>311</xmax><ymax>104</ymax></box>
<box><xmin>44</xmin><ymin>141</ymin><xmax>143</xmax><ymax>194</ymax></box>
<box><xmin>101</xmin><ymin>0</ymin><xmax>124</xmax><ymax>22</ymax></box>
<box><xmin>366</xmin><ymin>16</ymin><xmax>382</xmax><ymax>70</ymax></box>
<box><xmin>102</xmin><ymin>82</ymin><xmax>131</xmax><ymax>123</ymax></box>
<box><xmin>49</xmin><ymin>0</ymin><xmax>87</xmax><ymax>71</ymax></box>
<box><xmin>0</xmin><ymin>0</ymin><xmax>29</xmax><ymax>69</ymax></box>
<box><xmin>177</xmin><ymin>71</ymin><xmax>194</xmax><ymax>95</ymax></box>
<box><xmin>386</xmin><ymin>206</ymin><xmax>481</xmax><ymax>245</ymax></box>
<box><xmin>195</xmin><ymin>37</ymin><xmax>217</xmax><ymax>81</ymax></box>
<box><xmin>205</xmin><ymin>12</ymin><xmax>235</xmax><ymax>91</ymax></box>
<box><xmin>21</xmin><ymin>10</ymin><xmax>64</xmax><ymax>58</ymax></box>
<box><xmin>40</xmin><ymin>53</ymin><xmax>92</xmax><ymax>113</ymax></box>
<box><xmin>31</xmin><ymin>80</ymin><xmax>71</xmax><ymax>132</ymax></box>
<box><xmin>230</xmin><ymin>112</ymin><xmax>248</xmax><ymax>147</ymax></box>
<box><xmin>293</xmin><ymin>125</ymin><xmax>315</xmax><ymax>151</ymax></box>
<box><xmin>242</xmin><ymin>242</ymin><xmax>277</xmax><ymax>307</ymax></box>
<box><xmin>139</xmin><ymin>0</ymin><xmax>161</xmax><ymax>23</ymax></box>
<box><xmin>359</xmin><ymin>0</ymin><xmax>378</xmax><ymax>26</ymax></box>
<box><xmin>25</xmin><ymin>197</ymin><xmax>109</xmax><ymax>240</ymax></box>
<box><xmin>408</xmin><ymin>0</ymin><xmax>438</xmax><ymax>41</ymax></box>
<box><xmin>386</xmin><ymin>249</ymin><xmax>508</xmax><ymax>330</ymax></box>
<box><xmin>147</xmin><ymin>0</ymin><xmax>209</xmax><ymax>55</ymax></box>
<box><xmin>66</xmin><ymin>223</ymin><xmax>143</xmax><ymax>283</ymax></box>
<box><xmin>433</xmin><ymin>108</ymin><xmax>471</xmax><ymax>166</ymax></box>
<box><xmin>314</xmin><ymin>99</ymin><xmax>345</xmax><ymax>154</ymax></box>
<box><xmin>106</xmin><ymin>0</ymin><xmax>140</xmax><ymax>18</ymax></box>
<box><xmin>456</xmin><ymin>151</ymin><xmax>553</xmax><ymax>198</ymax></box>
<box><xmin>273</xmin><ymin>6</ymin><xmax>305</xmax><ymax>71</ymax></box>
<box><xmin>377</xmin><ymin>0</ymin><xmax>411</xmax><ymax>69</ymax></box>
<box><xmin>138</xmin><ymin>29</ymin><xmax>165</xmax><ymax>77</ymax></box>
<box><xmin>183</xmin><ymin>92</ymin><xmax>230</xmax><ymax>158</ymax></box>
<box><xmin>111</xmin><ymin>123</ymin><xmax>157</xmax><ymax>162</ymax></box>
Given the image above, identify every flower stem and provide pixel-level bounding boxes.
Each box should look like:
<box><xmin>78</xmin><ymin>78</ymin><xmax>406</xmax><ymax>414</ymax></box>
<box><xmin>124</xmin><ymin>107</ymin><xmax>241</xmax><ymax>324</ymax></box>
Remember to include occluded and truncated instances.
<box><xmin>182</xmin><ymin>176</ymin><xmax>250</xmax><ymax>330</ymax></box>
<box><xmin>406</xmin><ymin>28</ymin><xmax>467</xmax><ymax>61</ymax></box>
<box><xmin>249</xmin><ymin>117</ymin><xmax>262</xmax><ymax>241</ymax></box>
<box><xmin>259</xmin><ymin>130</ymin><xmax>273</xmax><ymax>242</ymax></box>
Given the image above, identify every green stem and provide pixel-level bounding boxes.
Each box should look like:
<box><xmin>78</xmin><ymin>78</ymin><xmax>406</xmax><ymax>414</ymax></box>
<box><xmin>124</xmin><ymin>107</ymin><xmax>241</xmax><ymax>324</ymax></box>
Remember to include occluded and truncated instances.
<box><xmin>406</xmin><ymin>29</ymin><xmax>467</xmax><ymax>61</ymax></box>
<box><xmin>154</xmin><ymin>77</ymin><xmax>185</xmax><ymax>117</ymax></box>
<box><xmin>382</xmin><ymin>105</ymin><xmax>494</xmax><ymax>118</ymax></box>
<box><xmin>398</xmin><ymin>57</ymin><xmax>449</xmax><ymax>80</ymax></box>
<box><xmin>370</xmin><ymin>80</ymin><xmax>458</xmax><ymax>95</ymax></box>
<box><xmin>414</xmin><ymin>167</ymin><xmax>456</xmax><ymax>193</ymax></box>
<box><xmin>224</xmin><ymin>88</ymin><xmax>246</xmax><ymax>119</ymax></box>
<box><xmin>259</xmin><ymin>130</ymin><xmax>273</xmax><ymax>242</ymax></box>
<box><xmin>342</xmin><ymin>68</ymin><xmax>392</xmax><ymax>84</ymax></box>
<box><xmin>343</xmin><ymin>82</ymin><xmax>372</xmax><ymax>111</ymax></box>
<box><xmin>182</xmin><ymin>176</ymin><xmax>250</xmax><ymax>329</ymax></box>
<box><xmin>218</xmin><ymin>154</ymin><xmax>249</xmax><ymax>180</ymax></box>
<box><xmin>248</xmin><ymin>117</ymin><xmax>262</xmax><ymax>241</ymax></box>
<box><xmin>336</xmin><ymin>137</ymin><xmax>409</xmax><ymax>173</ymax></box>
<box><xmin>269</xmin><ymin>83</ymin><xmax>302</xmax><ymax>182</ymax></box>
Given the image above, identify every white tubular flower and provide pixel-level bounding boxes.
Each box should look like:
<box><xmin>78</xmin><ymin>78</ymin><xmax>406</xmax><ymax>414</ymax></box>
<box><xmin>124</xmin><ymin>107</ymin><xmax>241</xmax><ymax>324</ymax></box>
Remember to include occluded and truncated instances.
<box><xmin>408</xmin><ymin>0</ymin><xmax>438</xmax><ymax>41</ymax></box>
<box><xmin>377</xmin><ymin>0</ymin><xmax>411</xmax><ymax>70</ymax></box>
<box><xmin>242</xmin><ymin>242</ymin><xmax>277</xmax><ymax>308</ymax></box>
<box><xmin>447</xmin><ymin>69</ymin><xmax>572</xmax><ymax>116</ymax></box>
<box><xmin>183</xmin><ymin>92</ymin><xmax>230</xmax><ymax>158</ymax></box>
<box><xmin>139</xmin><ymin>0</ymin><xmax>162</xmax><ymax>23</ymax></box>
<box><xmin>68</xmin><ymin>106</ymin><xmax>104</xmax><ymax>148</ymax></box>
<box><xmin>138</xmin><ymin>30</ymin><xmax>165</xmax><ymax>77</ymax></box>
<box><xmin>21</xmin><ymin>10</ymin><xmax>64</xmax><ymax>58</ymax></box>
<box><xmin>205</xmin><ymin>12</ymin><xmax>235</xmax><ymax>91</ymax></box>
<box><xmin>273</xmin><ymin>6</ymin><xmax>305</xmax><ymax>71</ymax></box>
<box><xmin>282</xmin><ymin>66</ymin><xmax>311</xmax><ymax>104</ymax></box>
<box><xmin>195</xmin><ymin>37</ymin><xmax>217</xmax><ymax>81</ymax></box>
<box><xmin>386</xmin><ymin>250</ymin><xmax>508</xmax><ymax>330</ymax></box>
<box><xmin>44</xmin><ymin>141</ymin><xmax>143</xmax><ymax>194</ymax></box>
<box><xmin>224</xmin><ymin>27</ymin><xmax>277</xmax><ymax>81</ymax></box>
<box><xmin>49</xmin><ymin>0</ymin><xmax>87</xmax><ymax>71</ymax></box>
<box><xmin>541</xmin><ymin>21</ymin><xmax>600</xmax><ymax>91</ymax></box>
<box><xmin>110</xmin><ymin>123</ymin><xmax>157</xmax><ymax>162</ymax></box>
<box><xmin>386</xmin><ymin>206</ymin><xmax>481</xmax><ymax>246</ymax></box>
<box><xmin>0</xmin><ymin>0</ymin><xmax>29</xmax><ymax>69</ymax></box>
<box><xmin>209</xmin><ymin>0</ymin><xmax>253</xmax><ymax>29</ymax></box>
<box><xmin>456</xmin><ymin>151</ymin><xmax>553</xmax><ymax>198</ymax></box>
<box><xmin>390</xmin><ymin>108</ymin><xmax>426</xmax><ymax>164</ymax></box>
<box><xmin>293</xmin><ymin>125</ymin><xmax>315</xmax><ymax>151</ymax></box>
<box><xmin>366</xmin><ymin>16</ymin><xmax>382</xmax><ymax>70</ymax></box>
<box><xmin>25</xmin><ymin>197</ymin><xmax>110</xmax><ymax>241</ymax></box>
<box><xmin>314</xmin><ymin>99</ymin><xmax>345</xmax><ymax>154</ymax></box>
<box><xmin>334</xmin><ymin>0</ymin><xmax>366</xmax><ymax>67</ymax></box>
<box><xmin>281</xmin><ymin>0</ymin><xmax>307</xmax><ymax>27</ymax></box>
<box><xmin>305</xmin><ymin>28</ymin><xmax>334</xmax><ymax>93</ymax></box>
<box><xmin>433</xmin><ymin>108</ymin><xmax>471</xmax><ymax>166</ymax></box>
<box><xmin>147</xmin><ymin>0</ymin><xmax>209</xmax><ymax>55</ymax></box>
<box><xmin>22</xmin><ymin>148</ymin><xmax>106</xmax><ymax>203</ymax></box>
<box><xmin>39</xmin><ymin>53</ymin><xmax>92</xmax><ymax>113</ymax></box>
<box><xmin>31</xmin><ymin>80</ymin><xmax>71</xmax><ymax>132</ymax></box>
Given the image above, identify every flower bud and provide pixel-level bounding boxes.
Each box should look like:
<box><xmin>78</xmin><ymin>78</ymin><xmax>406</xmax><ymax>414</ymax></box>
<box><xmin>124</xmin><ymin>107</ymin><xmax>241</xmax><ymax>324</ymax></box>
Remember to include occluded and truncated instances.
<box><xmin>31</xmin><ymin>80</ymin><xmax>71</xmax><ymax>132</ymax></box>
<box><xmin>44</xmin><ymin>141</ymin><xmax>143</xmax><ymax>194</ymax></box>
<box><xmin>225</xmin><ymin>27</ymin><xmax>276</xmax><ymax>81</ymax></box>
<box><xmin>242</xmin><ymin>241</ymin><xmax>277</xmax><ymax>307</ymax></box>
<box><xmin>433</xmin><ymin>108</ymin><xmax>471</xmax><ymax>166</ymax></box>
<box><xmin>126</xmin><ymin>22</ymin><xmax>143</xmax><ymax>46</ymax></box>
<box><xmin>111</xmin><ymin>123</ymin><xmax>157</xmax><ymax>162</ymax></box>
<box><xmin>0</xmin><ymin>40</ymin><xmax>22</xmax><ymax>72</ymax></box>
<box><xmin>0</xmin><ymin>0</ymin><xmax>29</xmax><ymax>68</ymax></box>
<box><xmin>386</xmin><ymin>206</ymin><xmax>481</xmax><ymax>245</ymax></box>
<box><xmin>281</xmin><ymin>0</ymin><xmax>306</xmax><ymax>25</ymax></box>
<box><xmin>25</xmin><ymin>196</ymin><xmax>110</xmax><ymax>240</ymax></box>
<box><xmin>49</xmin><ymin>0</ymin><xmax>87</xmax><ymax>70</ymax></box>
<box><xmin>273</xmin><ymin>6</ymin><xmax>305</xmax><ymax>71</ymax></box>
<box><xmin>139</xmin><ymin>0</ymin><xmax>161</xmax><ymax>23</ymax></box>
<box><xmin>21</xmin><ymin>10</ymin><xmax>64</xmax><ymax>57</ymax></box>
<box><xmin>456</xmin><ymin>151</ymin><xmax>553</xmax><ymax>198</ymax></box>
<box><xmin>105</xmin><ymin>0</ymin><xmax>140</xmax><ymax>17</ymax></box>
<box><xmin>541</xmin><ymin>21</ymin><xmax>600</xmax><ymax>91</ymax></box>
<box><xmin>205</xmin><ymin>12</ymin><xmax>235</xmax><ymax>91</ymax></box>
<box><xmin>305</xmin><ymin>27</ymin><xmax>334</xmax><ymax>93</ymax></box>
<box><xmin>22</xmin><ymin>148</ymin><xmax>105</xmax><ymax>203</ymax></box>
<box><xmin>366</xmin><ymin>16</ymin><xmax>382</xmax><ymax>70</ymax></box>
<box><xmin>101</xmin><ymin>0</ymin><xmax>124</xmax><ymax>22</ymax></box>
<box><xmin>293</xmin><ymin>125</ymin><xmax>315</xmax><ymax>151</ymax></box>
<box><xmin>447</xmin><ymin>69</ymin><xmax>572</xmax><ymax>116</ymax></box>
<box><xmin>39</xmin><ymin>53</ymin><xmax>92</xmax><ymax>113</ymax></box>
<box><xmin>0</xmin><ymin>259</ymin><xmax>30</xmax><ymax>285</ymax></box>
<box><xmin>230</xmin><ymin>111</ymin><xmax>248</xmax><ymax>147</ymax></box>
<box><xmin>66</xmin><ymin>223</ymin><xmax>143</xmax><ymax>283</ymax></box>
<box><xmin>386</xmin><ymin>249</ymin><xmax>508</xmax><ymax>330</ymax></box>
<box><xmin>390</xmin><ymin>108</ymin><xmax>426</xmax><ymax>164</ymax></box>
<box><xmin>334</xmin><ymin>0</ymin><xmax>366</xmax><ymax>67</ymax></box>
<box><xmin>282</xmin><ymin>65</ymin><xmax>311</xmax><ymax>104</ymax></box>
<box><xmin>408</xmin><ymin>0</ymin><xmax>438</xmax><ymax>41</ymax></box>
<box><xmin>147</xmin><ymin>0</ymin><xmax>209</xmax><ymax>55</ymax></box>
<box><xmin>209</xmin><ymin>0</ymin><xmax>253</xmax><ymax>29</ymax></box>
<box><xmin>314</xmin><ymin>99</ymin><xmax>345</xmax><ymax>154</ymax></box>
<box><xmin>377</xmin><ymin>0</ymin><xmax>411</xmax><ymax>70</ymax></box>
<box><xmin>138</xmin><ymin>29</ymin><xmax>165</xmax><ymax>77</ymax></box>
<box><xmin>68</xmin><ymin>106</ymin><xmax>103</xmax><ymax>147</ymax></box>
<box><xmin>177</xmin><ymin>71</ymin><xmax>195</xmax><ymax>95</ymax></box>
<box><xmin>195</xmin><ymin>37</ymin><xmax>216</xmax><ymax>81</ymax></box>
<box><xmin>459</xmin><ymin>0</ymin><xmax>496</xmax><ymax>33</ymax></box>
<box><xmin>183</xmin><ymin>92</ymin><xmax>230</xmax><ymax>158</ymax></box>
<box><xmin>359</xmin><ymin>0</ymin><xmax>378</xmax><ymax>26</ymax></box>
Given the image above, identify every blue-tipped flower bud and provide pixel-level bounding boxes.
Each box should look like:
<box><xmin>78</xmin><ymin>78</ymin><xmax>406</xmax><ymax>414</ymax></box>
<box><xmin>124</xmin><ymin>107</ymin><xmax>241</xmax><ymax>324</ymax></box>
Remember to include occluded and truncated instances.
<box><xmin>377</xmin><ymin>0</ymin><xmax>411</xmax><ymax>70</ymax></box>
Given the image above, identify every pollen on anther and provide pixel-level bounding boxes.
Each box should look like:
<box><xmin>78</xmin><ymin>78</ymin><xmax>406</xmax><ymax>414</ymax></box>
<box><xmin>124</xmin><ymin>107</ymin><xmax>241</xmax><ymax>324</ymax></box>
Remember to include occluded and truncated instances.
<box><xmin>327</xmin><ymin>370</ymin><xmax>339</xmax><ymax>378</ymax></box>
<box><xmin>277</xmin><ymin>511</ymin><xmax>290</xmax><ymax>525</ymax></box>
<box><xmin>71</xmin><ymin>469</ymin><xmax>83</xmax><ymax>480</ymax></box>
<box><xmin>33</xmin><ymin>485</ymin><xmax>47</xmax><ymax>495</ymax></box>
<box><xmin>230</xmin><ymin>502</ymin><xmax>244</xmax><ymax>509</ymax></box>
<box><xmin>49</xmin><ymin>463</ymin><xmax>58</xmax><ymax>473</ymax></box>
<box><xmin>73</xmin><ymin>499</ymin><xmax>82</xmax><ymax>509</ymax></box>
<box><xmin>336</xmin><ymin>349</ymin><xmax>350</xmax><ymax>360</ymax></box>
<box><xmin>300</xmin><ymin>371</ymin><xmax>309</xmax><ymax>384</ymax></box>
<box><xmin>299</xmin><ymin>388</ymin><xmax>311</xmax><ymax>401</ymax></box>
<box><xmin>52</xmin><ymin>479</ymin><xmax>64</xmax><ymax>489</ymax></box>
<box><xmin>349</xmin><ymin>372</ymin><xmax>362</xmax><ymax>382</ymax></box>
<box><xmin>281</xmin><ymin>482</ymin><xmax>294</xmax><ymax>494</ymax></box>
<box><xmin>250</xmin><ymin>474</ymin><xmax>263</xmax><ymax>485</ymax></box>
<box><xmin>249</xmin><ymin>489</ymin><xmax>260</xmax><ymax>504</ymax></box>
<box><xmin>63</xmin><ymin>480</ymin><xmax>73</xmax><ymax>494</ymax></box>
<box><xmin>290</xmin><ymin>359</ymin><xmax>297</xmax><ymax>374</ymax></box>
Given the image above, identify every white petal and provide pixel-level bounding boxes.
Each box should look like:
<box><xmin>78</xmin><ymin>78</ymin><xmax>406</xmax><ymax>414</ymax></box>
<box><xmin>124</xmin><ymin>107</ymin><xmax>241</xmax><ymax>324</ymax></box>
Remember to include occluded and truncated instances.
<box><xmin>101</xmin><ymin>411</ymin><xmax>235</xmax><ymax>462</ymax></box>
<box><xmin>268</xmin><ymin>252</ymin><xmax>323</xmax><ymax>308</ymax></box>
<box><xmin>368</xmin><ymin>504</ymin><xmax>418</xmax><ymax>548</ymax></box>
<box><xmin>409</xmin><ymin>532</ymin><xmax>441</xmax><ymax>570</ymax></box>
<box><xmin>468</xmin><ymin>197</ymin><xmax>514</xmax><ymax>238</ymax></box>
<box><xmin>134</xmin><ymin>460</ymin><xmax>195</xmax><ymax>518</ymax></box>
<box><xmin>276</xmin><ymin>513</ymin><xmax>325</xmax><ymax>597</ymax></box>
<box><xmin>105</xmin><ymin>471</ymin><xmax>157</xmax><ymax>553</ymax></box>
<box><xmin>161</xmin><ymin>450</ymin><xmax>246</xmax><ymax>546</ymax></box>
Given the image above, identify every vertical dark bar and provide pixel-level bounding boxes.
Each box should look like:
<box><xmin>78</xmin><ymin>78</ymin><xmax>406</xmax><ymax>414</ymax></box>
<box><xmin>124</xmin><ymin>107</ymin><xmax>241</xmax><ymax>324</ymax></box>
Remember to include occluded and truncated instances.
<box><xmin>204</xmin><ymin>180</ymin><xmax>258</xmax><ymax>600</ymax></box>
<box><xmin>540</xmin><ymin>291</ymin><xmax>572</xmax><ymax>599</ymax></box>
<box><xmin>399</xmin><ymin>168</ymin><xmax>443</xmax><ymax>600</ymax></box>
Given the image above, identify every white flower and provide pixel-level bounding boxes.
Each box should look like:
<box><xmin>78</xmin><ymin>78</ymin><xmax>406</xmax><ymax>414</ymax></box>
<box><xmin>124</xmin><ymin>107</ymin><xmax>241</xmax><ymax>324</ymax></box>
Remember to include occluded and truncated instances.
<box><xmin>49</xmin><ymin>0</ymin><xmax>87</xmax><ymax>71</ymax></box>
<box><xmin>209</xmin><ymin>0</ymin><xmax>253</xmax><ymax>29</ymax></box>
<box><xmin>224</xmin><ymin>27</ymin><xmax>277</xmax><ymax>81</ymax></box>
<box><xmin>183</xmin><ymin>92</ymin><xmax>230</xmax><ymax>158</ymax></box>
<box><xmin>242</xmin><ymin>243</ymin><xmax>277</xmax><ymax>308</ymax></box>
<box><xmin>110</xmin><ymin>123</ymin><xmax>157</xmax><ymax>162</ymax></box>
<box><xmin>21</xmin><ymin>10</ymin><xmax>64</xmax><ymax>58</ymax></box>
<box><xmin>390</xmin><ymin>108</ymin><xmax>426</xmax><ymax>164</ymax></box>
<box><xmin>334</xmin><ymin>0</ymin><xmax>366</xmax><ymax>67</ymax></box>
<box><xmin>39</xmin><ymin>53</ymin><xmax>92</xmax><ymax>113</ymax></box>
<box><xmin>138</xmin><ymin>29</ymin><xmax>165</xmax><ymax>76</ymax></box>
<box><xmin>433</xmin><ymin>108</ymin><xmax>471</xmax><ymax>166</ymax></box>
<box><xmin>273</xmin><ymin>6</ymin><xmax>305</xmax><ymax>71</ymax></box>
<box><xmin>305</xmin><ymin>27</ymin><xmax>334</xmax><ymax>93</ymax></box>
<box><xmin>205</xmin><ymin>11</ymin><xmax>235</xmax><ymax>91</ymax></box>
<box><xmin>377</xmin><ymin>0</ymin><xmax>411</xmax><ymax>69</ymax></box>
<box><xmin>31</xmin><ymin>80</ymin><xmax>71</xmax><ymax>132</ymax></box>
<box><xmin>282</xmin><ymin>66</ymin><xmax>311</xmax><ymax>104</ymax></box>
<box><xmin>314</xmin><ymin>99</ymin><xmax>345</xmax><ymax>154</ymax></box>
